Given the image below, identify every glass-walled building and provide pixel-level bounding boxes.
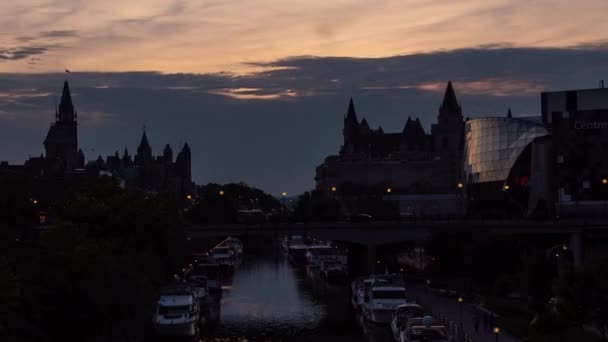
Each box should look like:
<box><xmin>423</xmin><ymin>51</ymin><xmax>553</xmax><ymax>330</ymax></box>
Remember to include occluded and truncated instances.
<box><xmin>464</xmin><ymin>117</ymin><xmax>551</xmax><ymax>217</ymax></box>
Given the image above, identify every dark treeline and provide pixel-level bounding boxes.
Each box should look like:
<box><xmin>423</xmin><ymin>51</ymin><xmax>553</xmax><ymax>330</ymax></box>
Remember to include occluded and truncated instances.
<box><xmin>294</xmin><ymin>190</ymin><xmax>399</xmax><ymax>221</ymax></box>
<box><xmin>186</xmin><ymin>182</ymin><xmax>282</xmax><ymax>223</ymax></box>
<box><xmin>0</xmin><ymin>176</ymin><xmax>188</xmax><ymax>341</ymax></box>
<box><xmin>424</xmin><ymin>232</ymin><xmax>608</xmax><ymax>341</ymax></box>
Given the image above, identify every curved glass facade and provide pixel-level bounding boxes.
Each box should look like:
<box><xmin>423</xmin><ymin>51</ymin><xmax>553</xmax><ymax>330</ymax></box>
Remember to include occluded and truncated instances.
<box><xmin>464</xmin><ymin>118</ymin><xmax>549</xmax><ymax>184</ymax></box>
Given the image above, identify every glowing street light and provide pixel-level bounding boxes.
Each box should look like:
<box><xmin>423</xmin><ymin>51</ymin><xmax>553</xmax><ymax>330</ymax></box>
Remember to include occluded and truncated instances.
<box><xmin>503</xmin><ymin>184</ymin><xmax>510</xmax><ymax>191</ymax></box>
<box><xmin>603</xmin><ymin>178</ymin><xmax>608</xmax><ymax>185</ymax></box>
<box><xmin>331</xmin><ymin>186</ymin><xmax>337</xmax><ymax>192</ymax></box>
<box><xmin>493</xmin><ymin>327</ymin><xmax>500</xmax><ymax>342</ymax></box>
<box><xmin>219</xmin><ymin>190</ymin><xmax>224</xmax><ymax>196</ymax></box>
<box><xmin>457</xmin><ymin>183</ymin><xmax>463</xmax><ymax>189</ymax></box>
<box><xmin>186</xmin><ymin>194</ymin><xmax>192</xmax><ymax>200</ymax></box>
<box><xmin>386</xmin><ymin>187</ymin><xmax>392</xmax><ymax>193</ymax></box>
<box><xmin>458</xmin><ymin>297</ymin><xmax>463</xmax><ymax>323</ymax></box>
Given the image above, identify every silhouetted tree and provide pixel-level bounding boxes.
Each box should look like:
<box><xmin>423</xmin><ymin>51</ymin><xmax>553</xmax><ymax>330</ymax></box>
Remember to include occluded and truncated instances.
<box><xmin>294</xmin><ymin>191</ymin><xmax>340</xmax><ymax>221</ymax></box>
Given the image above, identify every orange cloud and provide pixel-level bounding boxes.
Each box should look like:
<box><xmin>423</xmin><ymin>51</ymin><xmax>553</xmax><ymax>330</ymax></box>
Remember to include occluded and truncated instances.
<box><xmin>417</xmin><ymin>79</ymin><xmax>545</xmax><ymax>97</ymax></box>
<box><xmin>1</xmin><ymin>0</ymin><xmax>608</xmax><ymax>74</ymax></box>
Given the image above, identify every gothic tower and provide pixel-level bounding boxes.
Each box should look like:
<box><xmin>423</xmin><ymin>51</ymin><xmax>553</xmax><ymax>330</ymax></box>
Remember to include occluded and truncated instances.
<box><xmin>44</xmin><ymin>81</ymin><xmax>79</xmax><ymax>170</ymax></box>
<box><xmin>135</xmin><ymin>128</ymin><xmax>152</xmax><ymax>165</ymax></box>
<box><xmin>431</xmin><ymin>81</ymin><xmax>465</xmax><ymax>190</ymax></box>
<box><xmin>163</xmin><ymin>144</ymin><xmax>173</xmax><ymax>164</ymax></box>
<box><xmin>176</xmin><ymin>143</ymin><xmax>191</xmax><ymax>183</ymax></box>
<box><xmin>341</xmin><ymin>98</ymin><xmax>360</xmax><ymax>154</ymax></box>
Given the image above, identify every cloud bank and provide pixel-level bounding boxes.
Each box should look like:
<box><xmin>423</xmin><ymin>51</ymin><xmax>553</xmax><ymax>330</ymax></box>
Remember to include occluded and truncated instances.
<box><xmin>1</xmin><ymin>45</ymin><xmax>608</xmax><ymax>194</ymax></box>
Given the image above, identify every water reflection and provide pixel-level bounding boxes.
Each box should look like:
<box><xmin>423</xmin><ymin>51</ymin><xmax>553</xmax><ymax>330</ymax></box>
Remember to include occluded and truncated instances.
<box><xmin>199</xmin><ymin>250</ymin><xmax>391</xmax><ymax>342</ymax></box>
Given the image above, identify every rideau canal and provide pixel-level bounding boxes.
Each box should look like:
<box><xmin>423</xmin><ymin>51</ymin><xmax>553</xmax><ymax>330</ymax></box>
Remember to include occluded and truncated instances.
<box><xmin>190</xmin><ymin>237</ymin><xmax>392</xmax><ymax>342</ymax></box>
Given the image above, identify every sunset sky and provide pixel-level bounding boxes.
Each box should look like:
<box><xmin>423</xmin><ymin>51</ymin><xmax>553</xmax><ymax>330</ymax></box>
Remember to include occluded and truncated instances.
<box><xmin>2</xmin><ymin>0</ymin><xmax>608</xmax><ymax>194</ymax></box>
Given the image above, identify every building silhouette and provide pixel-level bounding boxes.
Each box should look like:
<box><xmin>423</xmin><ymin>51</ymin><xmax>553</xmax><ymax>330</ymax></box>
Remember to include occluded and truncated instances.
<box><xmin>89</xmin><ymin>128</ymin><xmax>192</xmax><ymax>195</ymax></box>
<box><xmin>44</xmin><ymin>81</ymin><xmax>81</xmax><ymax>171</ymax></box>
<box><xmin>1</xmin><ymin>80</ymin><xmax>193</xmax><ymax>198</ymax></box>
<box><xmin>315</xmin><ymin>81</ymin><xmax>464</xmax><ymax>196</ymax></box>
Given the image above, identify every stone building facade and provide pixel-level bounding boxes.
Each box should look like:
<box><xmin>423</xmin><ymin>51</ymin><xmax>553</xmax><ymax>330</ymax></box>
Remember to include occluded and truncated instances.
<box><xmin>315</xmin><ymin>81</ymin><xmax>464</xmax><ymax>195</ymax></box>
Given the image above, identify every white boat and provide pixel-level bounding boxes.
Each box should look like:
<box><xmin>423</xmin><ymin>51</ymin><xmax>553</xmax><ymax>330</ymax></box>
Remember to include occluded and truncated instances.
<box><xmin>153</xmin><ymin>288</ymin><xmax>200</xmax><ymax>337</ymax></box>
<box><xmin>352</xmin><ymin>274</ymin><xmax>403</xmax><ymax>311</ymax></box>
<box><xmin>306</xmin><ymin>244</ymin><xmax>347</xmax><ymax>267</ymax></box>
<box><xmin>362</xmin><ymin>280</ymin><xmax>407</xmax><ymax>324</ymax></box>
<box><xmin>399</xmin><ymin>321</ymin><xmax>448</xmax><ymax>342</ymax></box>
<box><xmin>211</xmin><ymin>246</ymin><xmax>235</xmax><ymax>269</ymax></box>
<box><xmin>191</xmin><ymin>263</ymin><xmax>222</xmax><ymax>292</ymax></box>
<box><xmin>390</xmin><ymin>303</ymin><xmax>424</xmax><ymax>341</ymax></box>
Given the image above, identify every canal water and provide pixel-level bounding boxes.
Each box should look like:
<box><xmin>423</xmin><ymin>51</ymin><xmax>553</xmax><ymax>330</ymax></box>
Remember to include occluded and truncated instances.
<box><xmin>198</xmin><ymin>240</ymin><xmax>393</xmax><ymax>342</ymax></box>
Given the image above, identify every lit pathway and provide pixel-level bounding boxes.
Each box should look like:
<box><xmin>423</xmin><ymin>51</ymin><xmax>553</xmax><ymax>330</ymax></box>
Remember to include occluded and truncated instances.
<box><xmin>407</xmin><ymin>284</ymin><xmax>520</xmax><ymax>342</ymax></box>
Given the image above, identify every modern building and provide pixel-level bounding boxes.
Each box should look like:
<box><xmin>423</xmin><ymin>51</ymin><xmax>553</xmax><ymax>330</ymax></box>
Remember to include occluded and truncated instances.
<box><xmin>464</xmin><ymin>115</ymin><xmax>551</xmax><ymax>217</ymax></box>
<box><xmin>464</xmin><ymin>84</ymin><xmax>608</xmax><ymax>218</ymax></box>
<box><xmin>315</xmin><ymin>81</ymin><xmax>464</xmax><ymax>197</ymax></box>
<box><xmin>542</xmin><ymin>86</ymin><xmax>608</xmax><ymax>216</ymax></box>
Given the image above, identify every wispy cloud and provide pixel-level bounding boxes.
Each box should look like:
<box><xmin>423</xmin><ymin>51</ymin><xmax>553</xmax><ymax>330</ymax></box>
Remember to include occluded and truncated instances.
<box><xmin>1</xmin><ymin>0</ymin><xmax>608</xmax><ymax>73</ymax></box>
<box><xmin>416</xmin><ymin>79</ymin><xmax>544</xmax><ymax>97</ymax></box>
<box><xmin>210</xmin><ymin>87</ymin><xmax>298</xmax><ymax>101</ymax></box>
<box><xmin>0</xmin><ymin>46</ymin><xmax>48</xmax><ymax>60</ymax></box>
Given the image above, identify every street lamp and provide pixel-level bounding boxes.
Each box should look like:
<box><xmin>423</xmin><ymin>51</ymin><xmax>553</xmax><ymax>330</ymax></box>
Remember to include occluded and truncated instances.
<box><xmin>219</xmin><ymin>190</ymin><xmax>224</xmax><ymax>196</ymax></box>
<box><xmin>186</xmin><ymin>194</ymin><xmax>192</xmax><ymax>200</ymax></box>
<box><xmin>493</xmin><ymin>327</ymin><xmax>500</xmax><ymax>342</ymax></box>
<box><xmin>331</xmin><ymin>186</ymin><xmax>337</xmax><ymax>192</ymax></box>
<box><xmin>458</xmin><ymin>297</ymin><xmax>463</xmax><ymax>323</ymax></box>
<box><xmin>282</xmin><ymin>192</ymin><xmax>287</xmax><ymax>206</ymax></box>
<box><xmin>457</xmin><ymin>183</ymin><xmax>464</xmax><ymax>216</ymax></box>
<box><xmin>503</xmin><ymin>184</ymin><xmax>509</xmax><ymax>191</ymax></box>
<box><xmin>386</xmin><ymin>187</ymin><xmax>392</xmax><ymax>194</ymax></box>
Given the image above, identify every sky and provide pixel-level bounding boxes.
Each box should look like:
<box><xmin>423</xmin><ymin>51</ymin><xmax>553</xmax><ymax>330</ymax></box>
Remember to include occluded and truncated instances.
<box><xmin>2</xmin><ymin>0</ymin><xmax>608</xmax><ymax>195</ymax></box>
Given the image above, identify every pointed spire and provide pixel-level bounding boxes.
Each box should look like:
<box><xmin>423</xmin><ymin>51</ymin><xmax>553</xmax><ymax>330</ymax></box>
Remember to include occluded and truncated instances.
<box><xmin>346</xmin><ymin>97</ymin><xmax>358</xmax><ymax>122</ymax></box>
<box><xmin>139</xmin><ymin>127</ymin><xmax>150</xmax><ymax>150</ymax></box>
<box><xmin>441</xmin><ymin>81</ymin><xmax>458</xmax><ymax>110</ymax></box>
<box><xmin>402</xmin><ymin>116</ymin><xmax>413</xmax><ymax>133</ymax></box>
<box><xmin>507</xmin><ymin>108</ymin><xmax>513</xmax><ymax>118</ymax></box>
<box><xmin>181</xmin><ymin>142</ymin><xmax>190</xmax><ymax>153</ymax></box>
<box><xmin>123</xmin><ymin>147</ymin><xmax>129</xmax><ymax>159</ymax></box>
<box><xmin>377</xmin><ymin>126</ymin><xmax>384</xmax><ymax>134</ymax></box>
<box><xmin>360</xmin><ymin>118</ymin><xmax>370</xmax><ymax>129</ymax></box>
<box><xmin>57</xmin><ymin>80</ymin><xmax>75</xmax><ymax>122</ymax></box>
<box><xmin>163</xmin><ymin>144</ymin><xmax>173</xmax><ymax>163</ymax></box>
<box><xmin>439</xmin><ymin>81</ymin><xmax>462</xmax><ymax>119</ymax></box>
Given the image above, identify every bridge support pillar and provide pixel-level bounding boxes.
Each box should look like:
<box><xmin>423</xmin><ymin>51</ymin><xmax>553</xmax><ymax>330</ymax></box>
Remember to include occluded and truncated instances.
<box><xmin>569</xmin><ymin>232</ymin><xmax>584</xmax><ymax>267</ymax></box>
<box><xmin>367</xmin><ymin>243</ymin><xmax>377</xmax><ymax>274</ymax></box>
